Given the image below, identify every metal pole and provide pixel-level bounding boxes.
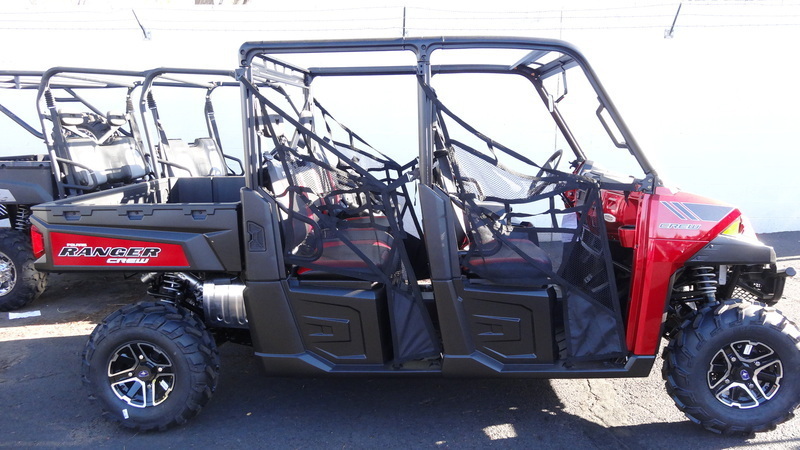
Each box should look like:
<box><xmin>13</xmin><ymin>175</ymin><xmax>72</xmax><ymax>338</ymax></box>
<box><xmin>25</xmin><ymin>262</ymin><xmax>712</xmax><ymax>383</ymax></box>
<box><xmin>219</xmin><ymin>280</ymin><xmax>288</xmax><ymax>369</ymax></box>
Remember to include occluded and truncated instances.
<box><xmin>416</xmin><ymin>46</ymin><xmax>433</xmax><ymax>187</ymax></box>
<box><xmin>238</xmin><ymin>68</ymin><xmax>258</xmax><ymax>190</ymax></box>
<box><xmin>665</xmin><ymin>3</ymin><xmax>682</xmax><ymax>38</ymax></box>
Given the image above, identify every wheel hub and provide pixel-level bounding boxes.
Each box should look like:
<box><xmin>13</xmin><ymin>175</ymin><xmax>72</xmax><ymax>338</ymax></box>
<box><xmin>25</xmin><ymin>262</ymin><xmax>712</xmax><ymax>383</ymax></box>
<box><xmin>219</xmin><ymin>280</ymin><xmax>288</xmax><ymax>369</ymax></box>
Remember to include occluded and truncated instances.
<box><xmin>707</xmin><ymin>339</ymin><xmax>783</xmax><ymax>409</ymax></box>
<box><xmin>135</xmin><ymin>366</ymin><xmax>153</xmax><ymax>381</ymax></box>
<box><xmin>739</xmin><ymin>369</ymin><xmax>751</xmax><ymax>382</ymax></box>
<box><xmin>107</xmin><ymin>342</ymin><xmax>175</xmax><ymax>408</ymax></box>
<box><xmin>0</xmin><ymin>253</ymin><xmax>16</xmax><ymax>296</ymax></box>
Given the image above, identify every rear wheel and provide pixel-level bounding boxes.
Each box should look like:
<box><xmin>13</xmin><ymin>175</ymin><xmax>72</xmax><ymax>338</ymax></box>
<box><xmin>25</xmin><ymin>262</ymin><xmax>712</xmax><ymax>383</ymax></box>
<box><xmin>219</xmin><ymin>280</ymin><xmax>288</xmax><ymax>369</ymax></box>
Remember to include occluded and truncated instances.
<box><xmin>82</xmin><ymin>302</ymin><xmax>219</xmax><ymax>431</ymax></box>
<box><xmin>663</xmin><ymin>300</ymin><xmax>800</xmax><ymax>435</ymax></box>
<box><xmin>0</xmin><ymin>229</ymin><xmax>46</xmax><ymax>312</ymax></box>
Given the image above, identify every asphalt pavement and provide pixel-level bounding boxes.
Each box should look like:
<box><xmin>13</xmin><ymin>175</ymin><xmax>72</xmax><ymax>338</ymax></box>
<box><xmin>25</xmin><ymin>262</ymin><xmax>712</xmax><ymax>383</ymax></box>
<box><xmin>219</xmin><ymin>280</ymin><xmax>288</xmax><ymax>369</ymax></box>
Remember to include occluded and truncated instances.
<box><xmin>1</xmin><ymin>232</ymin><xmax>800</xmax><ymax>448</ymax></box>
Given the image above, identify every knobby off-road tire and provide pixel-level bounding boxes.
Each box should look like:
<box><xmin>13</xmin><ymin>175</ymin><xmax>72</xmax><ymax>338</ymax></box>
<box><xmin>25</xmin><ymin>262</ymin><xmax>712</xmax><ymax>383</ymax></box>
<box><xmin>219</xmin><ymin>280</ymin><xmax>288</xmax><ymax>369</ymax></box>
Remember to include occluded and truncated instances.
<box><xmin>82</xmin><ymin>302</ymin><xmax>220</xmax><ymax>431</ymax></box>
<box><xmin>663</xmin><ymin>300</ymin><xmax>800</xmax><ymax>435</ymax></box>
<box><xmin>0</xmin><ymin>229</ymin><xmax>46</xmax><ymax>312</ymax></box>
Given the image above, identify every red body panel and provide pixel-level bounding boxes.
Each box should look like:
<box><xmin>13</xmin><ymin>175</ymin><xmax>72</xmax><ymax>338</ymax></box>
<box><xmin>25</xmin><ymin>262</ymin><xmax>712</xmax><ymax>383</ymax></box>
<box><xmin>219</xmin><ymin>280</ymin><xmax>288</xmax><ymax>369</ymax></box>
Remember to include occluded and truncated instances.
<box><xmin>622</xmin><ymin>187</ymin><xmax>740</xmax><ymax>355</ymax></box>
<box><xmin>50</xmin><ymin>232</ymin><xmax>189</xmax><ymax>268</ymax></box>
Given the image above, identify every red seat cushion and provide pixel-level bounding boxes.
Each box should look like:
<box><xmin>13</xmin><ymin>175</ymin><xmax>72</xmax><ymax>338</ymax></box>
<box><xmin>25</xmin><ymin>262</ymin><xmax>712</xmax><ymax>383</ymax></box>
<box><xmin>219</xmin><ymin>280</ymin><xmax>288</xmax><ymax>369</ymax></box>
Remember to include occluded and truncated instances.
<box><xmin>463</xmin><ymin>236</ymin><xmax>552</xmax><ymax>286</ymax></box>
<box><xmin>298</xmin><ymin>226</ymin><xmax>394</xmax><ymax>276</ymax></box>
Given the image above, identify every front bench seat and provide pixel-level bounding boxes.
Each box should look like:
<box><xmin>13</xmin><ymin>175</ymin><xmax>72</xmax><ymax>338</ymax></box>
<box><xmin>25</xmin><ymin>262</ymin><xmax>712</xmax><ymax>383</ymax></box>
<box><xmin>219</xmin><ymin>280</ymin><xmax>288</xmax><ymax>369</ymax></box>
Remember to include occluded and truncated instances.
<box><xmin>462</xmin><ymin>230</ymin><xmax>553</xmax><ymax>286</ymax></box>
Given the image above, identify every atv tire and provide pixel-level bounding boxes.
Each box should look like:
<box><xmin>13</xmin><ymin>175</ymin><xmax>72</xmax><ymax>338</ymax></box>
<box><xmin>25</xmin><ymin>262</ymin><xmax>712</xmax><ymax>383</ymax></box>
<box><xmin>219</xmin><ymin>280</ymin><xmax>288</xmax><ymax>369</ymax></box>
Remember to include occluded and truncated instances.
<box><xmin>0</xmin><ymin>229</ymin><xmax>46</xmax><ymax>312</ymax></box>
<box><xmin>663</xmin><ymin>300</ymin><xmax>800</xmax><ymax>435</ymax></box>
<box><xmin>82</xmin><ymin>302</ymin><xmax>220</xmax><ymax>431</ymax></box>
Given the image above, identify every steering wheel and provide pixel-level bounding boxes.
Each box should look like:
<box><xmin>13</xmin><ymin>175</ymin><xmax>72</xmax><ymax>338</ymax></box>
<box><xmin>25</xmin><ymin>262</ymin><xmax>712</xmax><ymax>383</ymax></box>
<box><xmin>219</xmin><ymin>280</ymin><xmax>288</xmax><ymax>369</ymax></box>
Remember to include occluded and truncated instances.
<box><xmin>537</xmin><ymin>149</ymin><xmax>563</xmax><ymax>177</ymax></box>
<box><xmin>531</xmin><ymin>149</ymin><xmax>563</xmax><ymax>196</ymax></box>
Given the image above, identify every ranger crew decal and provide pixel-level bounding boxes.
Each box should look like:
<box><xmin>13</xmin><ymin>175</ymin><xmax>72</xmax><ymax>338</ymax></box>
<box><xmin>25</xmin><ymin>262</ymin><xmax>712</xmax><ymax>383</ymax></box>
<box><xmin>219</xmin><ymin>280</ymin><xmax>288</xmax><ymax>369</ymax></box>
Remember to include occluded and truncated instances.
<box><xmin>50</xmin><ymin>232</ymin><xmax>189</xmax><ymax>267</ymax></box>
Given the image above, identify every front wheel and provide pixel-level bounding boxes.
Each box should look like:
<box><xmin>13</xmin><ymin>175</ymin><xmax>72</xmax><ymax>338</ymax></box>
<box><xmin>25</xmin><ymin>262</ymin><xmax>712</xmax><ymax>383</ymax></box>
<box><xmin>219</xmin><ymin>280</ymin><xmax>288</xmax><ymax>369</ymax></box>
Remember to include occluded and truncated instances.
<box><xmin>82</xmin><ymin>302</ymin><xmax>220</xmax><ymax>431</ymax></box>
<box><xmin>663</xmin><ymin>300</ymin><xmax>800</xmax><ymax>435</ymax></box>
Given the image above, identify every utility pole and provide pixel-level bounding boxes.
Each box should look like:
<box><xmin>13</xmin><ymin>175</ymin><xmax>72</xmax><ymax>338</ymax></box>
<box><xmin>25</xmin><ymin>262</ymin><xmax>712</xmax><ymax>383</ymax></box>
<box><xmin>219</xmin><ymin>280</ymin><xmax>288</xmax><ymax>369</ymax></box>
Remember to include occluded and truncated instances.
<box><xmin>132</xmin><ymin>9</ymin><xmax>151</xmax><ymax>40</ymax></box>
<box><xmin>403</xmin><ymin>7</ymin><xmax>407</xmax><ymax>37</ymax></box>
<box><xmin>665</xmin><ymin>3</ymin><xmax>682</xmax><ymax>39</ymax></box>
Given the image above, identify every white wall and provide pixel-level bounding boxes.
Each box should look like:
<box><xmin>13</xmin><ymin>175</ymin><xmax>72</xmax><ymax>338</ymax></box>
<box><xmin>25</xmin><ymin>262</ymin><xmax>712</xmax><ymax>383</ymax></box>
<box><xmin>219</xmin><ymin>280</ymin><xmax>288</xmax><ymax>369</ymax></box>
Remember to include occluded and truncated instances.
<box><xmin>1</xmin><ymin>0</ymin><xmax>798</xmax><ymax>232</ymax></box>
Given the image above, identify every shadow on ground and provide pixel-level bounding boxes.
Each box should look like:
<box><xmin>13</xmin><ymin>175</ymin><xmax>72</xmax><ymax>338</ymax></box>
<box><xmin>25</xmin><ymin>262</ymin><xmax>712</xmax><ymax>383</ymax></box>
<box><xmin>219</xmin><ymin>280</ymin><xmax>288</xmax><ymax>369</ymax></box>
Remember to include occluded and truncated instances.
<box><xmin>3</xmin><ymin>337</ymin><xmax>797</xmax><ymax>449</ymax></box>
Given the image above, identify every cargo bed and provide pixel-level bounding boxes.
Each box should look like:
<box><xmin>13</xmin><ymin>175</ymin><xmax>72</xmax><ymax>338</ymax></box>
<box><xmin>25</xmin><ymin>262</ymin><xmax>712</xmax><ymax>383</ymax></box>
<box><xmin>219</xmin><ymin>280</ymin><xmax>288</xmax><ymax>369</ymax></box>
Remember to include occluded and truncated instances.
<box><xmin>31</xmin><ymin>176</ymin><xmax>245</xmax><ymax>272</ymax></box>
<box><xmin>0</xmin><ymin>154</ymin><xmax>56</xmax><ymax>205</ymax></box>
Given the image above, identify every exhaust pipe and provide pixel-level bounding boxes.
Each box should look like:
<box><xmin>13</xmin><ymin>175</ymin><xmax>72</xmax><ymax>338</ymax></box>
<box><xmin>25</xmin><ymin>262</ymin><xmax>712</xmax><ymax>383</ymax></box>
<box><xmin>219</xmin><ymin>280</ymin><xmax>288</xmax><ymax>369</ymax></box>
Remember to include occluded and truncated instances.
<box><xmin>203</xmin><ymin>278</ymin><xmax>248</xmax><ymax>329</ymax></box>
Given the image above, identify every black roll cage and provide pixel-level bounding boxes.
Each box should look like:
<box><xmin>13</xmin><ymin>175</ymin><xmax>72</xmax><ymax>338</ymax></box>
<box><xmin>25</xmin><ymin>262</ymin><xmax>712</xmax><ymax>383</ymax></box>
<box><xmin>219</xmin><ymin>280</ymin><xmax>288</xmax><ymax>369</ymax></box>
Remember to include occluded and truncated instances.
<box><xmin>0</xmin><ymin>72</ymin><xmax>48</xmax><ymax>141</ymax></box>
<box><xmin>3</xmin><ymin>67</ymin><xmax>248</xmax><ymax>198</ymax></box>
<box><xmin>237</xmin><ymin>36</ymin><xmax>659</xmax><ymax>193</ymax></box>
<box><xmin>34</xmin><ymin>68</ymin><xmax>147</xmax><ymax>198</ymax></box>
<box><xmin>138</xmin><ymin>68</ymin><xmax>245</xmax><ymax>178</ymax></box>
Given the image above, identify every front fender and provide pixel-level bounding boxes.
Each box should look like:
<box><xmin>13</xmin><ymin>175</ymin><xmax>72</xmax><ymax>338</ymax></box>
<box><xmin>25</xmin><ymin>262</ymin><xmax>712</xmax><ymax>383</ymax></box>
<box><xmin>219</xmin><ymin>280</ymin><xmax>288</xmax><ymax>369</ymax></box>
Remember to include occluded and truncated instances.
<box><xmin>687</xmin><ymin>234</ymin><xmax>775</xmax><ymax>266</ymax></box>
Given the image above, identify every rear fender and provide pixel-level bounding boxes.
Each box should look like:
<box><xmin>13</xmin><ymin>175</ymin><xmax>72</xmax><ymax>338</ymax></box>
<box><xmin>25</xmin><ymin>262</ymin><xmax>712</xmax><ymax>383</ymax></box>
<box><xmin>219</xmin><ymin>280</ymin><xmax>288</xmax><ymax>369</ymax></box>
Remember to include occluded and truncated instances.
<box><xmin>30</xmin><ymin>215</ymin><xmax>234</xmax><ymax>272</ymax></box>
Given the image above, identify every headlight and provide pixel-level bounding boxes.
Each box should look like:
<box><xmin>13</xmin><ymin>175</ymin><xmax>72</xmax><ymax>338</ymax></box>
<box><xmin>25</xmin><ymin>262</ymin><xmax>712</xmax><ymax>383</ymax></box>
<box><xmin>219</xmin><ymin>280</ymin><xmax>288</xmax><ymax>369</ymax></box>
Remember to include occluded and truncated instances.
<box><xmin>722</xmin><ymin>215</ymin><xmax>758</xmax><ymax>241</ymax></box>
<box><xmin>721</xmin><ymin>218</ymin><xmax>743</xmax><ymax>236</ymax></box>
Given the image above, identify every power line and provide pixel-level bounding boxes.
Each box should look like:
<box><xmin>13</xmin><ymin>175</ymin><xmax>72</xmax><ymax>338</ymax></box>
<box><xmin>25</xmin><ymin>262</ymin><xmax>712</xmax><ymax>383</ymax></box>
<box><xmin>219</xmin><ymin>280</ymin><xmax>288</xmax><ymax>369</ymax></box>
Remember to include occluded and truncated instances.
<box><xmin>407</xmin><ymin>3</ymin><xmax>678</xmax><ymax>14</ymax></box>
<box><xmin>143</xmin><ymin>15</ymin><xmax>401</xmax><ymax>24</ymax></box>
<box><xmin>2</xmin><ymin>3</ymin><xmax>800</xmax><ymax>34</ymax></box>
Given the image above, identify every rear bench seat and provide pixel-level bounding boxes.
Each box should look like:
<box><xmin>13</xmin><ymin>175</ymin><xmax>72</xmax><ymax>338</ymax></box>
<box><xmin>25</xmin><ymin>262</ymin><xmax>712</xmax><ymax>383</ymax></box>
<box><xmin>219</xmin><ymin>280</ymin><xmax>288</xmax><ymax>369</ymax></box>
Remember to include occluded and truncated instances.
<box><xmin>59</xmin><ymin>112</ymin><xmax>147</xmax><ymax>188</ymax></box>
<box><xmin>161</xmin><ymin>138</ymin><xmax>227</xmax><ymax>177</ymax></box>
<box><xmin>265</xmin><ymin>152</ymin><xmax>394</xmax><ymax>278</ymax></box>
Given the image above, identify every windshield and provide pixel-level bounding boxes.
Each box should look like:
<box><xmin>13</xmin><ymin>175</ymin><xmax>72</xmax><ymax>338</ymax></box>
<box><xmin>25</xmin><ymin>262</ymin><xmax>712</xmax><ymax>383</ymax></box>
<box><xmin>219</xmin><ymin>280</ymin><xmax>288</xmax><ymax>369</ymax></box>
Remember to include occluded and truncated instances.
<box><xmin>536</xmin><ymin>61</ymin><xmax>645</xmax><ymax>180</ymax></box>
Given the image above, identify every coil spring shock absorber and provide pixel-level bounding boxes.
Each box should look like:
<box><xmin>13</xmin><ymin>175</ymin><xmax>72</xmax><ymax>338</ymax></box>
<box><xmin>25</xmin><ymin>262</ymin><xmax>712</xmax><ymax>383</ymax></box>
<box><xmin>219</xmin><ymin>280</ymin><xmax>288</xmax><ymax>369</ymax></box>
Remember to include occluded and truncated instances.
<box><xmin>692</xmin><ymin>266</ymin><xmax>718</xmax><ymax>303</ymax></box>
<box><xmin>665</xmin><ymin>266</ymin><xmax>719</xmax><ymax>337</ymax></box>
<box><xmin>142</xmin><ymin>272</ymin><xmax>186</xmax><ymax>303</ymax></box>
<box><xmin>150</xmin><ymin>273</ymin><xmax>184</xmax><ymax>301</ymax></box>
<box><xmin>13</xmin><ymin>205</ymin><xmax>32</xmax><ymax>232</ymax></box>
<box><xmin>143</xmin><ymin>272</ymin><xmax>203</xmax><ymax>314</ymax></box>
<box><xmin>671</xmin><ymin>266</ymin><xmax>718</xmax><ymax>303</ymax></box>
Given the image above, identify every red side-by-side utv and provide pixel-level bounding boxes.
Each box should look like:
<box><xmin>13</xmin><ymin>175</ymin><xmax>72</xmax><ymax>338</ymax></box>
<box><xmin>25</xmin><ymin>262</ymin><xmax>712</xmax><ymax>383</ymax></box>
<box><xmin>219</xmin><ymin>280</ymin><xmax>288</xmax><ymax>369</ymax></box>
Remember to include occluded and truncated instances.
<box><xmin>24</xmin><ymin>37</ymin><xmax>798</xmax><ymax>435</ymax></box>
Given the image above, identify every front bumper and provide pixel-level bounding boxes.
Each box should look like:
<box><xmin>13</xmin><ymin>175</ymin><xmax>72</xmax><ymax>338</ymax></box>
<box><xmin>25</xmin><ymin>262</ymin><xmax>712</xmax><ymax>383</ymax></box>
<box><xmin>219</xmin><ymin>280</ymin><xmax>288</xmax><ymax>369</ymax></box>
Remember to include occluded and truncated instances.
<box><xmin>719</xmin><ymin>264</ymin><xmax>796</xmax><ymax>305</ymax></box>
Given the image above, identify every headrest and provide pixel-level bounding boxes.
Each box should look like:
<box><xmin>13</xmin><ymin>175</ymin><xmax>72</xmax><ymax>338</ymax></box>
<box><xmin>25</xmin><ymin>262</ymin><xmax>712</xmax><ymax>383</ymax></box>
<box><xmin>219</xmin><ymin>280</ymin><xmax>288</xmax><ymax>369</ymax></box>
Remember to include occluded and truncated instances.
<box><xmin>299</xmin><ymin>110</ymin><xmax>313</xmax><ymax>126</ymax></box>
<box><xmin>106</xmin><ymin>111</ymin><xmax>127</xmax><ymax>127</ymax></box>
<box><xmin>59</xmin><ymin>111</ymin><xmax>84</xmax><ymax>127</ymax></box>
